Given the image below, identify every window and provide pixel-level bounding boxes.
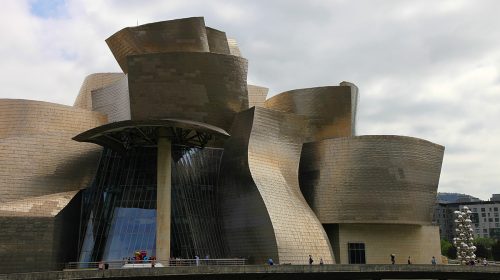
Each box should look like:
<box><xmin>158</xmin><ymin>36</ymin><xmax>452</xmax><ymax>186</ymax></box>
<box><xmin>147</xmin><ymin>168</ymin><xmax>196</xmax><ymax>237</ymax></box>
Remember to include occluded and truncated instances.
<box><xmin>496</xmin><ymin>218</ymin><xmax>499</xmax><ymax>222</ymax></box>
<box><xmin>495</xmin><ymin>213</ymin><xmax>499</xmax><ymax>217</ymax></box>
<box><xmin>489</xmin><ymin>218</ymin><xmax>494</xmax><ymax>222</ymax></box>
<box><xmin>348</xmin><ymin>243</ymin><xmax>366</xmax><ymax>264</ymax></box>
<box><xmin>494</xmin><ymin>207</ymin><xmax>498</xmax><ymax>212</ymax></box>
<box><xmin>482</xmin><ymin>208</ymin><xmax>486</xmax><ymax>212</ymax></box>
<box><xmin>488</xmin><ymin>213</ymin><xmax>491</xmax><ymax>217</ymax></box>
<box><xmin>484</xmin><ymin>218</ymin><xmax>487</xmax><ymax>222</ymax></box>
<box><xmin>496</xmin><ymin>223</ymin><xmax>499</xmax><ymax>228</ymax></box>
<box><xmin>483</xmin><ymin>229</ymin><xmax>488</xmax><ymax>233</ymax></box>
<box><xmin>482</xmin><ymin>213</ymin><xmax>487</xmax><ymax>217</ymax></box>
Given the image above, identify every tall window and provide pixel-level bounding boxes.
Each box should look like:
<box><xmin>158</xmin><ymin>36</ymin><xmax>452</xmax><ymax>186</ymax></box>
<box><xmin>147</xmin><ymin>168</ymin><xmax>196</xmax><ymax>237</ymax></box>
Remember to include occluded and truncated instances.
<box><xmin>348</xmin><ymin>243</ymin><xmax>366</xmax><ymax>264</ymax></box>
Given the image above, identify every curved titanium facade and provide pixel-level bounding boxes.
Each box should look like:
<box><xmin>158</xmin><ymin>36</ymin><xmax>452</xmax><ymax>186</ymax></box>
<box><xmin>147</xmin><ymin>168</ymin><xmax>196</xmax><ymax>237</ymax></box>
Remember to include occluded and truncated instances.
<box><xmin>264</xmin><ymin>83</ymin><xmax>358</xmax><ymax>141</ymax></box>
<box><xmin>0</xmin><ymin>99</ymin><xmax>106</xmax><ymax>203</ymax></box>
<box><xmin>91</xmin><ymin>75</ymin><xmax>130</xmax><ymax>123</ymax></box>
<box><xmin>73</xmin><ymin>73</ymin><xmax>125</xmax><ymax>110</ymax></box>
<box><xmin>247</xmin><ymin>84</ymin><xmax>268</xmax><ymax>108</ymax></box>
<box><xmin>220</xmin><ymin>107</ymin><xmax>334</xmax><ymax>264</ymax></box>
<box><xmin>299</xmin><ymin>135</ymin><xmax>445</xmax><ymax>225</ymax></box>
<box><xmin>127</xmin><ymin>52</ymin><xmax>248</xmax><ymax>132</ymax></box>
<box><xmin>106</xmin><ymin>17</ymin><xmax>231</xmax><ymax>73</ymax></box>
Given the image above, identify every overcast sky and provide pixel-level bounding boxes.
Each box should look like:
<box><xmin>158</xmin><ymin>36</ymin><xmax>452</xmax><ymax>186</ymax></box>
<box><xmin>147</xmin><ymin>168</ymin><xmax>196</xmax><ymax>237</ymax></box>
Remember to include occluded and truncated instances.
<box><xmin>1</xmin><ymin>0</ymin><xmax>499</xmax><ymax>200</ymax></box>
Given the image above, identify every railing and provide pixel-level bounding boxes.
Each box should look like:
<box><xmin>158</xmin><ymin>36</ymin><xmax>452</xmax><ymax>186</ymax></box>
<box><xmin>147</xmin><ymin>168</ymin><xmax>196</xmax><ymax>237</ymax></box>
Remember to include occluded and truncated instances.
<box><xmin>65</xmin><ymin>258</ymin><xmax>247</xmax><ymax>270</ymax></box>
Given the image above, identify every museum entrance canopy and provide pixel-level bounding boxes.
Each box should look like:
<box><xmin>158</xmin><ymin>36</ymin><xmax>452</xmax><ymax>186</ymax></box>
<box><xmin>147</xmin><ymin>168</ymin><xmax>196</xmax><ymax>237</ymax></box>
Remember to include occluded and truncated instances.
<box><xmin>73</xmin><ymin>118</ymin><xmax>229</xmax><ymax>154</ymax></box>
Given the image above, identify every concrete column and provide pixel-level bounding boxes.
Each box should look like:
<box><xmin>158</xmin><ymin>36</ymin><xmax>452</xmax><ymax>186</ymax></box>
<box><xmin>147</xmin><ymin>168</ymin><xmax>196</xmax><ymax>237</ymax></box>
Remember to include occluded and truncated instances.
<box><xmin>156</xmin><ymin>128</ymin><xmax>171</xmax><ymax>264</ymax></box>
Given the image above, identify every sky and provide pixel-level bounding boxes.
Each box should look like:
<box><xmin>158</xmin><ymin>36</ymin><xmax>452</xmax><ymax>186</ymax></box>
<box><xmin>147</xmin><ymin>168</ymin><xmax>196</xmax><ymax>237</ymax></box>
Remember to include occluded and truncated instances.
<box><xmin>1</xmin><ymin>0</ymin><xmax>499</xmax><ymax>200</ymax></box>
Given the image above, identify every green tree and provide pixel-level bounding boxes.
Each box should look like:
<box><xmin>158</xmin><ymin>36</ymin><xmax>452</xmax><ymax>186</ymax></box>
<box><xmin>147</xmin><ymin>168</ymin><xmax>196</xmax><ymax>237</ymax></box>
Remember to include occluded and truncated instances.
<box><xmin>474</xmin><ymin>237</ymin><xmax>495</xmax><ymax>260</ymax></box>
<box><xmin>441</xmin><ymin>239</ymin><xmax>453</xmax><ymax>257</ymax></box>
<box><xmin>492</xmin><ymin>240</ymin><xmax>500</xmax><ymax>261</ymax></box>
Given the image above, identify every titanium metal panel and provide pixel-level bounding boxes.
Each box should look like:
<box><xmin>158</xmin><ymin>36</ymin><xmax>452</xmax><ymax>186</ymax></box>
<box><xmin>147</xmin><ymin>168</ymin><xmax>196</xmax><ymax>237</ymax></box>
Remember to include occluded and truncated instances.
<box><xmin>220</xmin><ymin>107</ymin><xmax>334</xmax><ymax>264</ymax></box>
<box><xmin>106</xmin><ymin>17</ymin><xmax>210</xmax><ymax>73</ymax></box>
<box><xmin>247</xmin><ymin>84</ymin><xmax>268</xmax><ymax>108</ymax></box>
<box><xmin>73</xmin><ymin>73</ymin><xmax>125</xmax><ymax>109</ymax></box>
<box><xmin>264</xmin><ymin>83</ymin><xmax>358</xmax><ymax>141</ymax></box>
<box><xmin>299</xmin><ymin>135</ymin><xmax>445</xmax><ymax>225</ymax></box>
<box><xmin>127</xmin><ymin>52</ymin><xmax>248</xmax><ymax>132</ymax></box>
<box><xmin>0</xmin><ymin>99</ymin><xmax>106</xmax><ymax>203</ymax></box>
<box><xmin>227</xmin><ymin>38</ymin><xmax>242</xmax><ymax>57</ymax></box>
<box><xmin>206</xmin><ymin>27</ymin><xmax>231</xmax><ymax>54</ymax></box>
<box><xmin>91</xmin><ymin>75</ymin><xmax>131</xmax><ymax>123</ymax></box>
<box><xmin>0</xmin><ymin>191</ymin><xmax>81</xmax><ymax>273</ymax></box>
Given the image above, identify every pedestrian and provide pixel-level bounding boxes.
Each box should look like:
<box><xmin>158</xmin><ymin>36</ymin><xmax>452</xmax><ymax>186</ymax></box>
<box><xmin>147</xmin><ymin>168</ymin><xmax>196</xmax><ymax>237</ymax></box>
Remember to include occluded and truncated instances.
<box><xmin>151</xmin><ymin>258</ymin><xmax>155</xmax><ymax>268</ymax></box>
<box><xmin>390</xmin><ymin>254</ymin><xmax>395</xmax><ymax>265</ymax></box>
<box><xmin>195</xmin><ymin>255</ymin><xmax>200</xmax><ymax>266</ymax></box>
<box><xmin>319</xmin><ymin>258</ymin><xmax>324</xmax><ymax>265</ymax></box>
<box><xmin>407</xmin><ymin>256</ymin><xmax>411</xmax><ymax>265</ymax></box>
<box><xmin>98</xmin><ymin>261</ymin><xmax>104</xmax><ymax>270</ymax></box>
<box><xmin>268</xmin><ymin>258</ymin><xmax>274</xmax><ymax>266</ymax></box>
<box><xmin>482</xmin><ymin>258</ymin><xmax>488</xmax><ymax>266</ymax></box>
<box><xmin>309</xmin><ymin>255</ymin><xmax>314</xmax><ymax>265</ymax></box>
<box><xmin>431</xmin><ymin>256</ymin><xmax>437</xmax><ymax>265</ymax></box>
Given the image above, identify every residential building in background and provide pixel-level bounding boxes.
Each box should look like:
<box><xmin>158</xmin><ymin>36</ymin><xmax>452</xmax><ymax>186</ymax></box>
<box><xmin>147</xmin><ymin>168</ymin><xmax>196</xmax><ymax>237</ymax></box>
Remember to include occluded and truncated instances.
<box><xmin>434</xmin><ymin>194</ymin><xmax>500</xmax><ymax>241</ymax></box>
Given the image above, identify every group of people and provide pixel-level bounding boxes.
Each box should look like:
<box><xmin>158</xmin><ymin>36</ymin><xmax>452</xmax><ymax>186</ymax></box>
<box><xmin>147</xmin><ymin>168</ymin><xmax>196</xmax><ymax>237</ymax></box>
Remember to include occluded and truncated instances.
<box><xmin>267</xmin><ymin>255</ymin><xmax>325</xmax><ymax>266</ymax></box>
<box><xmin>391</xmin><ymin>254</ymin><xmax>437</xmax><ymax>265</ymax></box>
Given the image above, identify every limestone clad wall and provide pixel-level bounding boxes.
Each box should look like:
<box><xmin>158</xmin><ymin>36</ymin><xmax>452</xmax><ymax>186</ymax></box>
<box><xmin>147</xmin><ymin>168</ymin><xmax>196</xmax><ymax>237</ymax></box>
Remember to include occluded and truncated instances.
<box><xmin>334</xmin><ymin>224</ymin><xmax>442</xmax><ymax>265</ymax></box>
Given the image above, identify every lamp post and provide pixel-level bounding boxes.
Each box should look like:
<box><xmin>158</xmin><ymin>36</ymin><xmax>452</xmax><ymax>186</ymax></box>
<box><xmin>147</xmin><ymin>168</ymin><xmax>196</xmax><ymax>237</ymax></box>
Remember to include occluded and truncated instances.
<box><xmin>453</xmin><ymin>206</ymin><xmax>476</xmax><ymax>265</ymax></box>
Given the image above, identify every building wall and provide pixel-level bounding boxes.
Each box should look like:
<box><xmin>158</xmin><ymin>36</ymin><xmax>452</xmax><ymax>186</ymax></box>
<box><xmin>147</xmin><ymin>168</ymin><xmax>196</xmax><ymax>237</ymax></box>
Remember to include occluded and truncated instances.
<box><xmin>0</xmin><ymin>99</ymin><xmax>106</xmax><ymax>203</ymax></box>
<box><xmin>300</xmin><ymin>135</ymin><xmax>444</xmax><ymax>225</ymax></box>
<box><xmin>264</xmin><ymin>85</ymin><xmax>357</xmax><ymax>141</ymax></box>
<box><xmin>247</xmin><ymin>85</ymin><xmax>268</xmax><ymax>108</ymax></box>
<box><xmin>127</xmin><ymin>52</ymin><xmax>248</xmax><ymax>132</ymax></box>
<box><xmin>335</xmin><ymin>224</ymin><xmax>442</xmax><ymax>264</ymax></box>
<box><xmin>0</xmin><ymin>191</ymin><xmax>82</xmax><ymax>273</ymax></box>
<box><xmin>73</xmin><ymin>73</ymin><xmax>125</xmax><ymax>109</ymax></box>
<box><xmin>464</xmin><ymin>204</ymin><xmax>500</xmax><ymax>239</ymax></box>
<box><xmin>206</xmin><ymin>27</ymin><xmax>231</xmax><ymax>54</ymax></box>
<box><xmin>106</xmin><ymin>17</ymin><xmax>212</xmax><ymax>73</ymax></box>
<box><xmin>91</xmin><ymin>75</ymin><xmax>131</xmax><ymax>123</ymax></box>
<box><xmin>220</xmin><ymin>107</ymin><xmax>334</xmax><ymax>265</ymax></box>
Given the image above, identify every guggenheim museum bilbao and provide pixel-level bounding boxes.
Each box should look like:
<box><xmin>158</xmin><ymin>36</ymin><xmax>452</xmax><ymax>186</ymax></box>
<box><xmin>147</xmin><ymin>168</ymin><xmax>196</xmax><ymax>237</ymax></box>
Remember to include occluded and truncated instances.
<box><xmin>0</xmin><ymin>17</ymin><xmax>445</xmax><ymax>273</ymax></box>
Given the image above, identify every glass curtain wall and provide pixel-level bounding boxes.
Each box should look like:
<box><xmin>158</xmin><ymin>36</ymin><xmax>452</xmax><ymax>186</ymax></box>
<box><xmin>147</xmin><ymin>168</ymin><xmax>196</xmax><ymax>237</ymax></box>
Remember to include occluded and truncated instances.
<box><xmin>78</xmin><ymin>146</ymin><xmax>226</xmax><ymax>262</ymax></box>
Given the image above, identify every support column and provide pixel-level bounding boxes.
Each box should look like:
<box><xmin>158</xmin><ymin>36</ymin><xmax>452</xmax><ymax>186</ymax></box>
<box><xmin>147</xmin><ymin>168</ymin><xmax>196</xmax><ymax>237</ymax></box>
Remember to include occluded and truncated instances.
<box><xmin>156</xmin><ymin>128</ymin><xmax>171</xmax><ymax>264</ymax></box>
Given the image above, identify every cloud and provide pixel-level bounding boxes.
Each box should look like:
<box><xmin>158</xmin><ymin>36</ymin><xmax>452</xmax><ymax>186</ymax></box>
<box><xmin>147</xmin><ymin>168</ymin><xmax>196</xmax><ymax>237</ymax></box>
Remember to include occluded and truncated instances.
<box><xmin>0</xmin><ymin>0</ymin><xmax>499</xmax><ymax>200</ymax></box>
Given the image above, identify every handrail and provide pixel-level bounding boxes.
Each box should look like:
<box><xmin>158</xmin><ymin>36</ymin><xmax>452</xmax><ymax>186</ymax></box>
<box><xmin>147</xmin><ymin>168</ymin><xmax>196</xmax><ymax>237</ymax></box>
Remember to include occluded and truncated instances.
<box><xmin>65</xmin><ymin>258</ymin><xmax>247</xmax><ymax>270</ymax></box>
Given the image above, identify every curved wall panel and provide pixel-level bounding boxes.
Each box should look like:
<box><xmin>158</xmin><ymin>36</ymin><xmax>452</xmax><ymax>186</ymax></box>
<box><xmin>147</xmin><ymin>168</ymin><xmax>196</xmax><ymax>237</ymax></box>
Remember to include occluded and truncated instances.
<box><xmin>91</xmin><ymin>75</ymin><xmax>131</xmax><ymax>123</ymax></box>
<box><xmin>299</xmin><ymin>135</ymin><xmax>445</xmax><ymax>225</ymax></box>
<box><xmin>220</xmin><ymin>107</ymin><xmax>334</xmax><ymax>264</ymax></box>
<box><xmin>0</xmin><ymin>99</ymin><xmax>106</xmax><ymax>203</ymax></box>
<box><xmin>73</xmin><ymin>73</ymin><xmax>125</xmax><ymax>110</ymax></box>
<box><xmin>106</xmin><ymin>17</ymin><xmax>211</xmax><ymax>73</ymax></box>
<box><xmin>247</xmin><ymin>84</ymin><xmax>268</xmax><ymax>108</ymax></box>
<box><xmin>206</xmin><ymin>27</ymin><xmax>230</xmax><ymax>54</ymax></box>
<box><xmin>127</xmin><ymin>52</ymin><xmax>248</xmax><ymax>132</ymax></box>
<box><xmin>264</xmin><ymin>84</ymin><xmax>358</xmax><ymax>141</ymax></box>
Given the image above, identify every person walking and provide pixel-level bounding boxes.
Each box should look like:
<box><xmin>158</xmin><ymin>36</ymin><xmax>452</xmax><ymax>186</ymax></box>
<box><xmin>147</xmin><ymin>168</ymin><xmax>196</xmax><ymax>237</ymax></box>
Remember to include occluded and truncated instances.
<box><xmin>431</xmin><ymin>256</ymin><xmax>437</xmax><ymax>265</ymax></box>
<box><xmin>407</xmin><ymin>256</ymin><xmax>411</xmax><ymax>264</ymax></box>
<box><xmin>268</xmin><ymin>258</ymin><xmax>274</xmax><ymax>266</ymax></box>
<box><xmin>309</xmin><ymin>255</ymin><xmax>314</xmax><ymax>265</ymax></box>
<box><xmin>319</xmin><ymin>258</ymin><xmax>324</xmax><ymax>265</ymax></box>
<box><xmin>390</xmin><ymin>254</ymin><xmax>395</xmax><ymax>265</ymax></box>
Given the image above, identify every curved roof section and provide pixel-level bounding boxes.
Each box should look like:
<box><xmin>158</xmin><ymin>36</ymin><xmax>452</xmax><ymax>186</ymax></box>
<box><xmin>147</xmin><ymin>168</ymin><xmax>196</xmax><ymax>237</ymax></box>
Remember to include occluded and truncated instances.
<box><xmin>127</xmin><ymin>52</ymin><xmax>248</xmax><ymax>132</ymax></box>
<box><xmin>264</xmin><ymin>83</ymin><xmax>358</xmax><ymax>141</ymax></box>
<box><xmin>0</xmin><ymin>99</ymin><xmax>106</xmax><ymax>203</ymax></box>
<box><xmin>73</xmin><ymin>73</ymin><xmax>125</xmax><ymax>109</ymax></box>
<box><xmin>299</xmin><ymin>135</ymin><xmax>445</xmax><ymax>225</ymax></box>
<box><xmin>106</xmin><ymin>17</ymin><xmax>232</xmax><ymax>73</ymax></box>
